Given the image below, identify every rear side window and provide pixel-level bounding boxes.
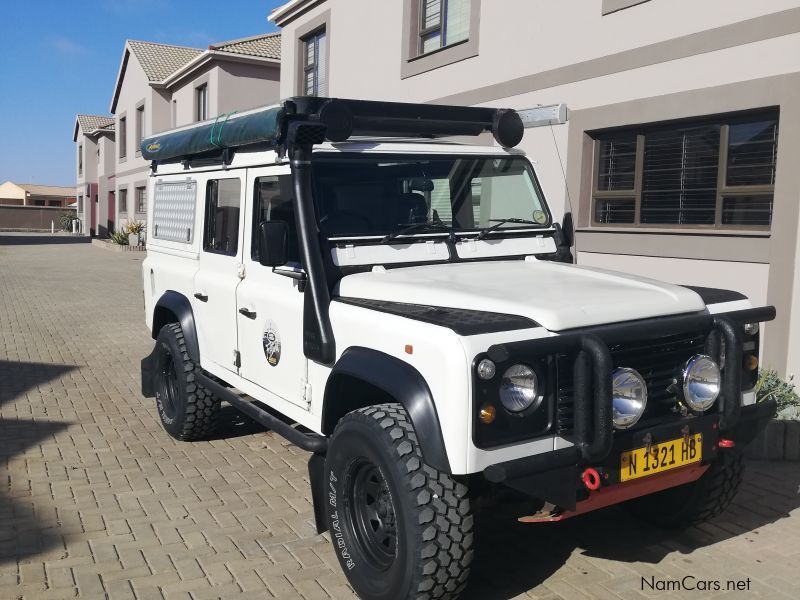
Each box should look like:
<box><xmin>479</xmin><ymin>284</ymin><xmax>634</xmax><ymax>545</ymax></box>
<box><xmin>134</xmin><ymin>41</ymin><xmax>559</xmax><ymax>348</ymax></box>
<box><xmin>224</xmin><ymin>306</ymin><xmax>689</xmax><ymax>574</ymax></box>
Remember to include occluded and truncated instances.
<box><xmin>152</xmin><ymin>179</ymin><xmax>196</xmax><ymax>243</ymax></box>
<box><xmin>203</xmin><ymin>178</ymin><xmax>241</xmax><ymax>255</ymax></box>
<box><xmin>252</xmin><ymin>176</ymin><xmax>300</xmax><ymax>264</ymax></box>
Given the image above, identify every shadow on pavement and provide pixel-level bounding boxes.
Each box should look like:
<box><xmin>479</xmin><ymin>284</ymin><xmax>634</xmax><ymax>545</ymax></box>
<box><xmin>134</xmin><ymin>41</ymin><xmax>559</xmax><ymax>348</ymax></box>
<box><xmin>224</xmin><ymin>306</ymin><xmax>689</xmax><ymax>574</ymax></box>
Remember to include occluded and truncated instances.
<box><xmin>0</xmin><ymin>234</ymin><xmax>90</xmax><ymax>246</ymax></box>
<box><xmin>0</xmin><ymin>360</ymin><xmax>77</xmax><ymax>409</ymax></box>
<box><xmin>208</xmin><ymin>404</ymin><xmax>268</xmax><ymax>440</ymax></box>
<box><xmin>0</xmin><ymin>360</ymin><xmax>74</xmax><ymax>566</ymax></box>
<box><xmin>464</xmin><ymin>459</ymin><xmax>800</xmax><ymax>600</ymax></box>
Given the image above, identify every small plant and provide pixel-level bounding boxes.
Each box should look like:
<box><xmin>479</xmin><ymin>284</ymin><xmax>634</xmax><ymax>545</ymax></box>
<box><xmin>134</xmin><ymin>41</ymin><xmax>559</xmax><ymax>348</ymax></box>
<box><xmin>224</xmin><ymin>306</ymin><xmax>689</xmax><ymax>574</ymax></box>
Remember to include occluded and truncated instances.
<box><xmin>125</xmin><ymin>220</ymin><xmax>145</xmax><ymax>235</ymax></box>
<box><xmin>109</xmin><ymin>230</ymin><xmax>130</xmax><ymax>245</ymax></box>
<box><xmin>756</xmin><ymin>368</ymin><xmax>800</xmax><ymax>420</ymax></box>
<box><xmin>59</xmin><ymin>213</ymin><xmax>79</xmax><ymax>231</ymax></box>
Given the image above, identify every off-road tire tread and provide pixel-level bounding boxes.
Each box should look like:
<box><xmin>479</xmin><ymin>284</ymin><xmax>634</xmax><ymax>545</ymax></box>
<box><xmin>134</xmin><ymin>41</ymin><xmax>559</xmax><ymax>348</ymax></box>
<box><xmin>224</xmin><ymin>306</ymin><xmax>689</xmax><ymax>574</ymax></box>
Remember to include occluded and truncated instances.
<box><xmin>160</xmin><ymin>323</ymin><xmax>219</xmax><ymax>441</ymax></box>
<box><xmin>346</xmin><ymin>403</ymin><xmax>473</xmax><ymax>600</ymax></box>
<box><xmin>628</xmin><ymin>449</ymin><xmax>744</xmax><ymax>529</ymax></box>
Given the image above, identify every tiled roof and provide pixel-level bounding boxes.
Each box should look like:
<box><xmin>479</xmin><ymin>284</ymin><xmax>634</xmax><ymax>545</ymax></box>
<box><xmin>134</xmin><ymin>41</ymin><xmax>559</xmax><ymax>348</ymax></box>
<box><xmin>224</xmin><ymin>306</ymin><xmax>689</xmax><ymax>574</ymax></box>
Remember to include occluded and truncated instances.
<box><xmin>76</xmin><ymin>115</ymin><xmax>115</xmax><ymax>134</ymax></box>
<box><xmin>18</xmin><ymin>184</ymin><xmax>76</xmax><ymax>197</ymax></box>
<box><xmin>128</xmin><ymin>40</ymin><xmax>203</xmax><ymax>82</ymax></box>
<box><xmin>211</xmin><ymin>32</ymin><xmax>281</xmax><ymax>60</ymax></box>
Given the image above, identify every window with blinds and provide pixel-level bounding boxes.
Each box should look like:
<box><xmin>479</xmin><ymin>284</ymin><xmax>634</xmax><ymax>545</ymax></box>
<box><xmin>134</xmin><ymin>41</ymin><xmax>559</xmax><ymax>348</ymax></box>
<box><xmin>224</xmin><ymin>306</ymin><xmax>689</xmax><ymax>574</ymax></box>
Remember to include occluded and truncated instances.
<box><xmin>592</xmin><ymin>110</ymin><xmax>778</xmax><ymax>229</ymax></box>
<box><xmin>302</xmin><ymin>29</ymin><xmax>327</xmax><ymax>97</ymax></box>
<box><xmin>419</xmin><ymin>0</ymin><xmax>470</xmax><ymax>55</ymax></box>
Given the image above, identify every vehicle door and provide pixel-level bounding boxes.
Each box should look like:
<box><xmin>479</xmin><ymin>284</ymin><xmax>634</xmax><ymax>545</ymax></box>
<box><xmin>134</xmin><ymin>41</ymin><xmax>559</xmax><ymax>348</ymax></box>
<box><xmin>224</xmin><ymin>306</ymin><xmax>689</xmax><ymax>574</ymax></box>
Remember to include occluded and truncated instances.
<box><xmin>236</xmin><ymin>166</ymin><xmax>309</xmax><ymax>409</ymax></box>
<box><xmin>192</xmin><ymin>174</ymin><xmax>245</xmax><ymax>374</ymax></box>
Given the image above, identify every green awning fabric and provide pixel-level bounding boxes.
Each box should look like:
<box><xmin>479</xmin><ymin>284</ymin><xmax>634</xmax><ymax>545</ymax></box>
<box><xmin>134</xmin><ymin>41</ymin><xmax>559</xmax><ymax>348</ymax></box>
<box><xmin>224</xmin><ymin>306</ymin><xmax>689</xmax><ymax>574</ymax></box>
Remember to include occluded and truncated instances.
<box><xmin>140</xmin><ymin>104</ymin><xmax>284</xmax><ymax>161</ymax></box>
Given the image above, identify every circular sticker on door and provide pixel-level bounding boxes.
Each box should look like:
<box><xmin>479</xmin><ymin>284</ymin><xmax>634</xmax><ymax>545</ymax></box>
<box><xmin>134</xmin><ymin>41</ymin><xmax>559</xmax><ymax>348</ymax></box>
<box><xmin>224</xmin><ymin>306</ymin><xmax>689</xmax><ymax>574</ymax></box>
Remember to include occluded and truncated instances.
<box><xmin>533</xmin><ymin>210</ymin><xmax>547</xmax><ymax>224</ymax></box>
<box><xmin>263</xmin><ymin>321</ymin><xmax>281</xmax><ymax>366</ymax></box>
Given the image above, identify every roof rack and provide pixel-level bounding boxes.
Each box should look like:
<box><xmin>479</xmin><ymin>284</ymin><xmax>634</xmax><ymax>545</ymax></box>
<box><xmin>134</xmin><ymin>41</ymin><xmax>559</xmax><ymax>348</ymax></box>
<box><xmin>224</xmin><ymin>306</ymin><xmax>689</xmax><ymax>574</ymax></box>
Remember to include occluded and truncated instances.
<box><xmin>140</xmin><ymin>97</ymin><xmax>524</xmax><ymax>162</ymax></box>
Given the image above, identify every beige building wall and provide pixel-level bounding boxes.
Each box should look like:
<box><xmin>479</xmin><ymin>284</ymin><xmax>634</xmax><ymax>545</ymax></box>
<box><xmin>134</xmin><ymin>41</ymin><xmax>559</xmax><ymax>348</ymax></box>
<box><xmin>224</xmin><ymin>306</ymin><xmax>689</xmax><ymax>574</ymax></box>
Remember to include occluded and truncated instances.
<box><xmin>114</xmin><ymin>53</ymin><xmax>156</xmax><ymax>231</ymax></box>
<box><xmin>170</xmin><ymin>64</ymin><xmax>220</xmax><ymax>127</ymax></box>
<box><xmin>216</xmin><ymin>61</ymin><xmax>280</xmax><ymax>114</ymax></box>
<box><xmin>74</xmin><ymin>131</ymin><xmax>98</xmax><ymax>231</ymax></box>
<box><xmin>273</xmin><ymin>0</ymin><xmax>800</xmax><ymax>377</ymax></box>
<box><xmin>0</xmin><ymin>181</ymin><xmax>27</xmax><ymax>205</ymax></box>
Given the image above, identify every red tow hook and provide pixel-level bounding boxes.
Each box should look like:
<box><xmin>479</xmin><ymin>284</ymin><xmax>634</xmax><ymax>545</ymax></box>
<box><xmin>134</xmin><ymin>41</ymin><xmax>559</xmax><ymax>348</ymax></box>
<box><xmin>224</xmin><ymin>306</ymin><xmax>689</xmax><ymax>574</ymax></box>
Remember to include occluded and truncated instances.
<box><xmin>581</xmin><ymin>468</ymin><xmax>602</xmax><ymax>491</ymax></box>
<box><xmin>718</xmin><ymin>438</ymin><xmax>735</xmax><ymax>448</ymax></box>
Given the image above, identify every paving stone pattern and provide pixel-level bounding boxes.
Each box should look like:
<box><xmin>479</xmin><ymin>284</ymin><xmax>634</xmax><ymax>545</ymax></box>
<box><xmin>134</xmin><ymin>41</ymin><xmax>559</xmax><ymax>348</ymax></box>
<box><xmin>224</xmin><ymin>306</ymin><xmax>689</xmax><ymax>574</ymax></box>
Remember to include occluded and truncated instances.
<box><xmin>0</xmin><ymin>235</ymin><xmax>798</xmax><ymax>599</ymax></box>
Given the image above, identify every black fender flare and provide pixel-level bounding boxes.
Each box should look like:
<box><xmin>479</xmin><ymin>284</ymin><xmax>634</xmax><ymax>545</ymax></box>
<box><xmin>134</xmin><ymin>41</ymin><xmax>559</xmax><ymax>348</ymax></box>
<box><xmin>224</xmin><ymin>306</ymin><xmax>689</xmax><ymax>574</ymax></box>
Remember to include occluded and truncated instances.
<box><xmin>151</xmin><ymin>290</ymin><xmax>200</xmax><ymax>362</ymax></box>
<box><xmin>322</xmin><ymin>347</ymin><xmax>451</xmax><ymax>473</ymax></box>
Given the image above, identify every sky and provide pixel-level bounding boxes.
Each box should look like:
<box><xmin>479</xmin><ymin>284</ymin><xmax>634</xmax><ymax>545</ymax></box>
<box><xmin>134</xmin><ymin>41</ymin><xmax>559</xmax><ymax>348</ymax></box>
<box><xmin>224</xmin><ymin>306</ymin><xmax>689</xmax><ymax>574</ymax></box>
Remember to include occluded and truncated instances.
<box><xmin>0</xmin><ymin>1</ymin><xmax>286</xmax><ymax>187</ymax></box>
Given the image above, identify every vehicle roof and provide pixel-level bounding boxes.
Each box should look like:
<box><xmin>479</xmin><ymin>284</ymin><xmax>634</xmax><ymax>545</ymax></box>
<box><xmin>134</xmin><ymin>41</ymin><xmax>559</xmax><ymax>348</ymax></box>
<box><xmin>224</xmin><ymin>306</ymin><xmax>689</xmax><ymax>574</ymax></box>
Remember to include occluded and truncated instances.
<box><xmin>151</xmin><ymin>139</ymin><xmax>525</xmax><ymax>176</ymax></box>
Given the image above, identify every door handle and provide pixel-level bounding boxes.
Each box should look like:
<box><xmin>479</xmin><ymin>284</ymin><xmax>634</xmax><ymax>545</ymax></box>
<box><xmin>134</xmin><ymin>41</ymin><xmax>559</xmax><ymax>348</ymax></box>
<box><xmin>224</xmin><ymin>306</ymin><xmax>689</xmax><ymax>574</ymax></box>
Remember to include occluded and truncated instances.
<box><xmin>239</xmin><ymin>307</ymin><xmax>257</xmax><ymax>319</ymax></box>
<box><xmin>193</xmin><ymin>293</ymin><xmax>209</xmax><ymax>302</ymax></box>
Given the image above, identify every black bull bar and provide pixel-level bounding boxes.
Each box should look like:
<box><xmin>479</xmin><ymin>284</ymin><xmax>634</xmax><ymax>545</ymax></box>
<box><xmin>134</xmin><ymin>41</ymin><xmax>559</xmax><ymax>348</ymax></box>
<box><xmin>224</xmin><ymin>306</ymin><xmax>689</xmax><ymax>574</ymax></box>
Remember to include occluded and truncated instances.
<box><xmin>486</xmin><ymin>306</ymin><xmax>776</xmax><ymax>465</ymax></box>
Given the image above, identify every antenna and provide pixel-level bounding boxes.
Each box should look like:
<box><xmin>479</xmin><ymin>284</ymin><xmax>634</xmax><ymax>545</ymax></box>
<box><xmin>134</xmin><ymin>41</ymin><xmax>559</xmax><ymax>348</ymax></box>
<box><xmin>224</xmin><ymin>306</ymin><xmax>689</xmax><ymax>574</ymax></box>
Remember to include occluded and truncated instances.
<box><xmin>548</xmin><ymin>120</ymin><xmax>578</xmax><ymax>257</ymax></box>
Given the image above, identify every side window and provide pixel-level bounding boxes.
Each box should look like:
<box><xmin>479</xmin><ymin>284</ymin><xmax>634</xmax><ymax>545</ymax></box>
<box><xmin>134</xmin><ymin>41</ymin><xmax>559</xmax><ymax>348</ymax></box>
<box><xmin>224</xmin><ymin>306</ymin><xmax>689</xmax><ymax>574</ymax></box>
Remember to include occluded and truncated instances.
<box><xmin>252</xmin><ymin>176</ymin><xmax>300</xmax><ymax>265</ymax></box>
<box><xmin>203</xmin><ymin>178</ymin><xmax>241</xmax><ymax>255</ymax></box>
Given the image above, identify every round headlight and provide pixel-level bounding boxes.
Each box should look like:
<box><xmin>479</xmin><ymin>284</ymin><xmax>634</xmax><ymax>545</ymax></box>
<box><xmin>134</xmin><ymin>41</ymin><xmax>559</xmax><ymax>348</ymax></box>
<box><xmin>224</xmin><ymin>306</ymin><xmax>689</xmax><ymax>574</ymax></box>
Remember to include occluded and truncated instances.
<box><xmin>744</xmin><ymin>322</ymin><xmax>759</xmax><ymax>336</ymax></box>
<box><xmin>682</xmin><ymin>355</ymin><xmax>721</xmax><ymax>412</ymax></box>
<box><xmin>476</xmin><ymin>358</ymin><xmax>496</xmax><ymax>380</ymax></box>
<box><xmin>499</xmin><ymin>364</ymin><xmax>541</xmax><ymax>414</ymax></box>
<box><xmin>612</xmin><ymin>368</ymin><xmax>648</xmax><ymax>430</ymax></box>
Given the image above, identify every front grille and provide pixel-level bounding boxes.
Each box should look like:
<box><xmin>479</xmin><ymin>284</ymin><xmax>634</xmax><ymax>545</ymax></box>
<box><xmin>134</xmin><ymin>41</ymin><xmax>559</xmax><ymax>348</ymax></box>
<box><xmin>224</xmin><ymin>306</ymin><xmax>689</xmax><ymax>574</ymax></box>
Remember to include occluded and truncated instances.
<box><xmin>557</xmin><ymin>332</ymin><xmax>707</xmax><ymax>436</ymax></box>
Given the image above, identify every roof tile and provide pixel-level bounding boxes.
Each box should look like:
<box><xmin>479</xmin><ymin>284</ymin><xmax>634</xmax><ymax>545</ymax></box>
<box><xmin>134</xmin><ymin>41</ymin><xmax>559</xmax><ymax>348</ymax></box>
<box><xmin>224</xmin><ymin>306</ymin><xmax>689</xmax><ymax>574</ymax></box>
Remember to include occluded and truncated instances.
<box><xmin>76</xmin><ymin>115</ymin><xmax>115</xmax><ymax>134</ymax></box>
<box><xmin>211</xmin><ymin>32</ymin><xmax>281</xmax><ymax>60</ymax></box>
<box><xmin>128</xmin><ymin>40</ymin><xmax>203</xmax><ymax>82</ymax></box>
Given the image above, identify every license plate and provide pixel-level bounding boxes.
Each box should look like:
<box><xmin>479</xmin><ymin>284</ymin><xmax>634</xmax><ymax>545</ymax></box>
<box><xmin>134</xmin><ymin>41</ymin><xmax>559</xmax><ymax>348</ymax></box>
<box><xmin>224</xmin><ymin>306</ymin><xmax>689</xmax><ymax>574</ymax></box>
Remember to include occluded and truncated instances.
<box><xmin>620</xmin><ymin>434</ymin><xmax>702</xmax><ymax>482</ymax></box>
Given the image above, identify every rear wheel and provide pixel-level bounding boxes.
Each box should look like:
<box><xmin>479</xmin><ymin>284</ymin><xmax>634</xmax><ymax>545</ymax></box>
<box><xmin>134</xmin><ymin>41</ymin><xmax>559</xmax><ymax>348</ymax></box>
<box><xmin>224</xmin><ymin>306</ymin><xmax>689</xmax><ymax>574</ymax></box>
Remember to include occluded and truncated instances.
<box><xmin>626</xmin><ymin>448</ymin><xmax>744</xmax><ymax>529</ymax></box>
<box><xmin>324</xmin><ymin>403</ymin><xmax>474</xmax><ymax>600</ymax></box>
<box><xmin>154</xmin><ymin>323</ymin><xmax>219</xmax><ymax>441</ymax></box>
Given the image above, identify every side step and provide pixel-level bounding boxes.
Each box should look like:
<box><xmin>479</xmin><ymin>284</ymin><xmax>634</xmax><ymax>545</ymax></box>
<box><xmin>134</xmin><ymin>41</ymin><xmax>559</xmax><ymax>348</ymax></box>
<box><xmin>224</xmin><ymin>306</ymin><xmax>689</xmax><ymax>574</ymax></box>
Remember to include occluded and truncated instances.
<box><xmin>197</xmin><ymin>372</ymin><xmax>328</xmax><ymax>454</ymax></box>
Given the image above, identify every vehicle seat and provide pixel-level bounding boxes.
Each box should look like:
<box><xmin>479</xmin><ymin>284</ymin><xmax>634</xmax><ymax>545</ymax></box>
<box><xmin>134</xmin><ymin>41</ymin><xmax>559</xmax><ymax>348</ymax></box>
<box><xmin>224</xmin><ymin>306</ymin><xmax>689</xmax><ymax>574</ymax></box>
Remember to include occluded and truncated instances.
<box><xmin>394</xmin><ymin>192</ymin><xmax>429</xmax><ymax>225</ymax></box>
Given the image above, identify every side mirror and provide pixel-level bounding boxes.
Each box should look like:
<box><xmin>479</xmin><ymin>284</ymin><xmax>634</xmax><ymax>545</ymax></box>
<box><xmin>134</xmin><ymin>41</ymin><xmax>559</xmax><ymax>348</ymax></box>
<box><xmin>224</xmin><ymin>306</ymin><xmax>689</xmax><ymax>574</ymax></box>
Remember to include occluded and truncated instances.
<box><xmin>257</xmin><ymin>221</ymin><xmax>289</xmax><ymax>267</ymax></box>
<box><xmin>562</xmin><ymin>212</ymin><xmax>574</xmax><ymax>248</ymax></box>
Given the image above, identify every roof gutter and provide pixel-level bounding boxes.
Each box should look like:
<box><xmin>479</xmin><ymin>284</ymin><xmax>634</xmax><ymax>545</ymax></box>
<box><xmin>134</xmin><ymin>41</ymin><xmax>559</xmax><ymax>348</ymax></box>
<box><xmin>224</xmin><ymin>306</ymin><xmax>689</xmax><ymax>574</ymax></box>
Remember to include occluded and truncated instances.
<box><xmin>269</xmin><ymin>0</ymin><xmax>326</xmax><ymax>26</ymax></box>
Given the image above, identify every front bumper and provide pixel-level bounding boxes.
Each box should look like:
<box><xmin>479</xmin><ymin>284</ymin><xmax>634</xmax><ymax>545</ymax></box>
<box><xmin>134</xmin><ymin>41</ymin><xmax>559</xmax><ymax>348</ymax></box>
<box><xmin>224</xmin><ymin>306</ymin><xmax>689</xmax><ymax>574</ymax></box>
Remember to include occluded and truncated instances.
<box><xmin>483</xmin><ymin>398</ymin><xmax>777</xmax><ymax>513</ymax></box>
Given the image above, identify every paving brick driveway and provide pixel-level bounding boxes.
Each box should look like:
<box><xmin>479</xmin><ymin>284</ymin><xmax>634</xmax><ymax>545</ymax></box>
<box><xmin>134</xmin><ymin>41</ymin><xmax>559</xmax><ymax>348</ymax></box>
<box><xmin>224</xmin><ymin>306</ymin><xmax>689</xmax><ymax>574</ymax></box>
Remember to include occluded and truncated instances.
<box><xmin>0</xmin><ymin>234</ymin><xmax>798</xmax><ymax>600</ymax></box>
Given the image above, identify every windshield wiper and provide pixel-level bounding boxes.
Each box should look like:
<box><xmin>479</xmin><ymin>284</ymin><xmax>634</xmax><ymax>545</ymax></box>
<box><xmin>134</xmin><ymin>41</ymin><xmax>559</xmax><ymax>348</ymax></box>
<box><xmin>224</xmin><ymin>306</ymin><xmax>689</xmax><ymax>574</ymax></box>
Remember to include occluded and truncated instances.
<box><xmin>381</xmin><ymin>221</ymin><xmax>452</xmax><ymax>244</ymax></box>
<box><xmin>476</xmin><ymin>218</ymin><xmax>540</xmax><ymax>240</ymax></box>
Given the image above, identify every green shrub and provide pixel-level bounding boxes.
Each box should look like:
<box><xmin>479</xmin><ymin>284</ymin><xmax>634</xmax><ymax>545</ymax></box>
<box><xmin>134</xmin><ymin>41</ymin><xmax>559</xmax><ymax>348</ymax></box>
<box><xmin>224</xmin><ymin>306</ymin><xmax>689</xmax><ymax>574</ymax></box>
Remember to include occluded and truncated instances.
<box><xmin>109</xmin><ymin>230</ymin><xmax>129</xmax><ymax>245</ymax></box>
<box><xmin>125</xmin><ymin>220</ymin><xmax>145</xmax><ymax>235</ymax></box>
<box><xmin>756</xmin><ymin>369</ymin><xmax>800</xmax><ymax>420</ymax></box>
<box><xmin>59</xmin><ymin>213</ymin><xmax>79</xmax><ymax>231</ymax></box>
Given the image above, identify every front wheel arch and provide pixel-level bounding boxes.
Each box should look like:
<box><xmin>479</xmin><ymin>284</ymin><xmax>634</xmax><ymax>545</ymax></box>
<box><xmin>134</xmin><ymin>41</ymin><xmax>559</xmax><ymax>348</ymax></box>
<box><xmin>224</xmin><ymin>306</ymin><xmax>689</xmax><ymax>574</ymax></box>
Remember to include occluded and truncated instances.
<box><xmin>151</xmin><ymin>290</ymin><xmax>200</xmax><ymax>362</ymax></box>
<box><xmin>321</xmin><ymin>347</ymin><xmax>451</xmax><ymax>473</ymax></box>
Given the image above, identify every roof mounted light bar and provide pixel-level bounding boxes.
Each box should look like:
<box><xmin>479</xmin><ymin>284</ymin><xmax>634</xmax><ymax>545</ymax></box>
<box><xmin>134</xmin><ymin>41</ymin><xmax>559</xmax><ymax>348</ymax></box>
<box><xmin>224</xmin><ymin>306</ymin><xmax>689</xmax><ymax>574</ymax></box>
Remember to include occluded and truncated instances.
<box><xmin>140</xmin><ymin>96</ymin><xmax>524</xmax><ymax>162</ymax></box>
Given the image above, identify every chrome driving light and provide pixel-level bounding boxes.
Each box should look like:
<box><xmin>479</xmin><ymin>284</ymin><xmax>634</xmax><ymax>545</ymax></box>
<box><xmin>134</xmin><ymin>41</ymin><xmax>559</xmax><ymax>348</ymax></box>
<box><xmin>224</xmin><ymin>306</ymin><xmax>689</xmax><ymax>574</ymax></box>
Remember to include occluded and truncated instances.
<box><xmin>499</xmin><ymin>364</ymin><xmax>541</xmax><ymax>414</ymax></box>
<box><xmin>612</xmin><ymin>368</ymin><xmax>648</xmax><ymax>430</ymax></box>
<box><xmin>476</xmin><ymin>358</ymin><xmax>496</xmax><ymax>380</ymax></box>
<box><xmin>744</xmin><ymin>322</ymin><xmax>759</xmax><ymax>336</ymax></box>
<box><xmin>681</xmin><ymin>355</ymin><xmax>721</xmax><ymax>412</ymax></box>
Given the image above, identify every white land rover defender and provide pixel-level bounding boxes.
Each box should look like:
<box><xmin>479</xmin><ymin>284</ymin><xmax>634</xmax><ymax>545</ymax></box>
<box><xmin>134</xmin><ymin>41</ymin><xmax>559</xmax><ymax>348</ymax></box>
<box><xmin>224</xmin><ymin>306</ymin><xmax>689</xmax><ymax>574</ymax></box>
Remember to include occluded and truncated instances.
<box><xmin>140</xmin><ymin>97</ymin><xmax>777</xmax><ymax>600</ymax></box>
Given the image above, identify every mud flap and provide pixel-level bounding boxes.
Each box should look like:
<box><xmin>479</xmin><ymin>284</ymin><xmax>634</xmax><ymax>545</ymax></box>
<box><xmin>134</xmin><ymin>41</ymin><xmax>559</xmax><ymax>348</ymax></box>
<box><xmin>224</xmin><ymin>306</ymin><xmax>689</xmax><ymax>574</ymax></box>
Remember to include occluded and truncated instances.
<box><xmin>140</xmin><ymin>348</ymin><xmax>158</xmax><ymax>398</ymax></box>
<box><xmin>308</xmin><ymin>453</ymin><xmax>328</xmax><ymax>534</ymax></box>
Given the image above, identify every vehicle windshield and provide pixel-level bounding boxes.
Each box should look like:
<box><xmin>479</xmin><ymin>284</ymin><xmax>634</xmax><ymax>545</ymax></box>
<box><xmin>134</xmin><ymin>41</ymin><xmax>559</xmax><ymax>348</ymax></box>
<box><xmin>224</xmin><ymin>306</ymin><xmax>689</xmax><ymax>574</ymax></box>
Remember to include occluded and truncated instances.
<box><xmin>312</xmin><ymin>154</ymin><xmax>550</xmax><ymax>239</ymax></box>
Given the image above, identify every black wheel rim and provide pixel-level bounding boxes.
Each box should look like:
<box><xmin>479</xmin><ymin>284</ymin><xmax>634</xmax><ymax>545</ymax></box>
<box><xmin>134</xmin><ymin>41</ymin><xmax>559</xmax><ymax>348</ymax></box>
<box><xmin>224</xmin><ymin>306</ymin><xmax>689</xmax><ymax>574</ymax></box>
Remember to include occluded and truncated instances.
<box><xmin>345</xmin><ymin>459</ymin><xmax>398</xmax><ymax>570</ymax></box>
<box><xmin>159</xmin><ymin>351</ymin><xmax>179</xmax><ymax>419</ymax></box>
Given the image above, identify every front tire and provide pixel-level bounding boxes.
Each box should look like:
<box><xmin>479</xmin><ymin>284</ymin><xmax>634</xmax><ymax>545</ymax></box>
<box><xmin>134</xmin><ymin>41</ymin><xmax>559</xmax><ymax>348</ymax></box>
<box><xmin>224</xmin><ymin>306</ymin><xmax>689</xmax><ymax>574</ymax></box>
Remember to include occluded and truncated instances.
<box><xmin>324</xmin><ymin>404</ymin><xmax>473</xmax><ymax>600</ymax></box>
<box><xmin>626</xmin><ymin>448</ymin><xmax>744</xmax><ymax>529</ymax></box>
<box><xmin>154</xmin><ymin>323</ymin><xmax>219</xmax><ymax>441</ymax></box>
